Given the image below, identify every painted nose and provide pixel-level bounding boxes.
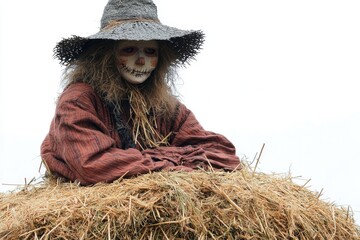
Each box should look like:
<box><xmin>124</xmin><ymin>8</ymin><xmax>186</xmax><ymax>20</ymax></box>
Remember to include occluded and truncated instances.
<box><xmin>135</xmin><ymin>56</ymin><xmax>145</xmax><ymax>66</ymax></box>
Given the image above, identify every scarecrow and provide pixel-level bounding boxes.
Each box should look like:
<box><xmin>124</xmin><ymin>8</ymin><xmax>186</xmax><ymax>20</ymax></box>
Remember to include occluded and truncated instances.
<box><xmin>41</xmin><ymin>0</ymin><xmax>241</xmax><ymax>185</ymax></box>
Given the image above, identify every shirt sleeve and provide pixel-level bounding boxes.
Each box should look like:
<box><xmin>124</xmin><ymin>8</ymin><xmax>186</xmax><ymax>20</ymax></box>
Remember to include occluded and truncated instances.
<box><xmin>41</xmin><ymin>88</ymin><xmax>173</xmax><ymax>185</ymax></box>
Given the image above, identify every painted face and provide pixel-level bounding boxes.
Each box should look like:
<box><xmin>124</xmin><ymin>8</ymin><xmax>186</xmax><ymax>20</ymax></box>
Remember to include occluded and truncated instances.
<box><xmin>116</xmin><ymin>40</ymin><xmax>159</xmax><ymax>84</ymax></box>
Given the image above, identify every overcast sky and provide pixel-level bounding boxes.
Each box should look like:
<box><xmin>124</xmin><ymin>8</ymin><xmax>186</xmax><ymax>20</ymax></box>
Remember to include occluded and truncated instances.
<box><xmin>1</xmin><ymin>0</ymin><xmax>359</xmax><ymax>224</ymax></box>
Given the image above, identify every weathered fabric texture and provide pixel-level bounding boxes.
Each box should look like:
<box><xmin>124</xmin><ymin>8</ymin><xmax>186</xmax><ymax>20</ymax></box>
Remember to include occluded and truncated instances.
<box><xmin>107</xmin><ymin>102</ymin><xmax>136</xmax><ymax>149</ymax></box>
<box><xmin>41</xmin><ymin>83</ymin><xmax>241</xmax><ymax>185</ymax></box>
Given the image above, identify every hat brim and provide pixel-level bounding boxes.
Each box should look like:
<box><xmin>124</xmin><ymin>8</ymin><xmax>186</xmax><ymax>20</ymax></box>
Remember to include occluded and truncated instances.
<box><xmin>54</xmin><ymin>21</ymin><xmax>204</xmax><ymax>65</ymax></box>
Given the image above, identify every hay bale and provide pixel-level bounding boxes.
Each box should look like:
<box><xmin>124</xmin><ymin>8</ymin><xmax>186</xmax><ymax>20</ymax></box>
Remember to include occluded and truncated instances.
<box><xmin>1</xmin><ymin>169</ymin><xmax>359</xmax><ymax>239</ymax></box>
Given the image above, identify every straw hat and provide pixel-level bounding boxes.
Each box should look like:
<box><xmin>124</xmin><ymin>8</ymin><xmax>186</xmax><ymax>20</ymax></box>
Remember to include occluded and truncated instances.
<box><xmin>54</xmin><ymin>0</ymin><xmax>205</xmax><ymax>65</ymax></box>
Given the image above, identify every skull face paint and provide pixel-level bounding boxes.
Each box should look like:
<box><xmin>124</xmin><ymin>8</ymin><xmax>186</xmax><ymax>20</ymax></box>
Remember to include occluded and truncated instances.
<box><xmin>116</xmin><ymin>40</ymin><xmax>159</xmax><ymax>84</ymax></box>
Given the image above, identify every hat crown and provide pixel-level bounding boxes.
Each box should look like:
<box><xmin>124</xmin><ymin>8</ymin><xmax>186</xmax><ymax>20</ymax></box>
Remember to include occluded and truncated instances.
<box><xmin>101</xmin><ymin>0</ymin><xmax>159</xmax><ymax>29</ymax></box>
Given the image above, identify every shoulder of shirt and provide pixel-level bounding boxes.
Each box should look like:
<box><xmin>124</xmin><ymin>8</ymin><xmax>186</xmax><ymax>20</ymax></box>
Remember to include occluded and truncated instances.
<box><xmin>175</xmin><ymin>99</ymin><xmax>190</xmax><ymax>113</ymax></box>
<box><xmin>58</xmin><ymin>83</ymin><xmax>98</xmax><ymax>104</ymax></box>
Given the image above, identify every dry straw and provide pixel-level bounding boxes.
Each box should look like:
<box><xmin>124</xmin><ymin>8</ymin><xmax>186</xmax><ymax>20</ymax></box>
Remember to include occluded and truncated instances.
<box><xmin>1</xmin><ymin>167</ymin><xmax>359</xmax><ymax>239</ymax></box>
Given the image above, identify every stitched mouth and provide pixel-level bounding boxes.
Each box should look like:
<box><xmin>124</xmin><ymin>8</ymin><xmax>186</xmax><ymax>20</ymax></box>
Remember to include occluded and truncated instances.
<box><xmin>121</xmin><ymin>64</ymin><xmax>152</xmax><ymax>77</ymax></box>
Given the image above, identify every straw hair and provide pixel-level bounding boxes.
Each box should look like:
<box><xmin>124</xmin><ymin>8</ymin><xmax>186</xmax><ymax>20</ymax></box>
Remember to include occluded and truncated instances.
<box><xmin>61</xmin><ymin>39</ymin><xmax>179</xmax><ymax>149</ymax></box>
<box><xmin>1</xmin><ymin>168</ymin><xmax>359</xmax><ymax>239</ymax></box>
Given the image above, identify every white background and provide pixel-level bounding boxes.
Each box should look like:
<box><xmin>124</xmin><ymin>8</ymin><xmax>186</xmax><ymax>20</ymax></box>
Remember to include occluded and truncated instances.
<box><xmin>1</xmin><ymin>0</ymin><xmax>359</xmax><ymax>225</ymax></box>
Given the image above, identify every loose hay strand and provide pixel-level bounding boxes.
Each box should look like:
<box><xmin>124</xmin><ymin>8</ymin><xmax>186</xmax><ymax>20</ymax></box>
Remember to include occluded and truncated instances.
<box><xmin>1</xmin><ymin>169</ymin><xmax>359</xmax><ymax>239</ymax></box>
<box><xmin>252</xmin><ymin>143</ymin><xmax>265</xmax><ymax>176</ymax></box>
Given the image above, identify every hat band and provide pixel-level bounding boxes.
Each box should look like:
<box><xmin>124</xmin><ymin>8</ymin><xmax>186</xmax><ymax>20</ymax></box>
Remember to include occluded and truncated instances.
<box><xmin>102</xmin><ymin>18</ymin><xmax>161</xmax><ymax>30</ymax></box>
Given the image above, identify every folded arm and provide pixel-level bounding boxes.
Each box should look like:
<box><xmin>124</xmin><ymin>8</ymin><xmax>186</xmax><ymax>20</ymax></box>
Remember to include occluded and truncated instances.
<box><xmin>41</xmin><ymin>88</ymin><xmax>173</xmax><ymax>185</ymax></box>
<box><xmin>143</xmin><ymin>103</ymin><xmax>242</xmax><ymax>171</ymax></box>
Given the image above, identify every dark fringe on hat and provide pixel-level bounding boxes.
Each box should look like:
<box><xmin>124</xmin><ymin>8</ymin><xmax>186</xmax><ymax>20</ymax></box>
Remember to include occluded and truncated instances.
<box><xmin>54</xmin><ymin>31</ymin><xmax>205</xmax><ymax>66</ymax></box>
<box><xmin>53</xmin><ymin>36</ymin><xmax>88</xmax><ymax>66</ymax></box>
<box><xmin>169</xmin><ymin>31</ymin><xmax>205</xmax><ymax>64</ymax></box>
